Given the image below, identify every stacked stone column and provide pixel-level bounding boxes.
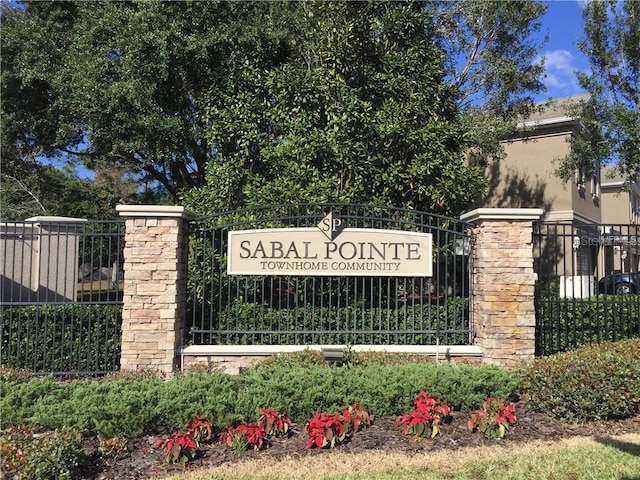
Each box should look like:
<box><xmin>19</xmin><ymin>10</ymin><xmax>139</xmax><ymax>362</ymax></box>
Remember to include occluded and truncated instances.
<box><xmin>115</xmin><ymin>205</ymin><xmax>543</xmax><ymax>373</ymax></box>
<box><xmin>116</xmin><ymin>205</ymin><xmax>195</xmax><ymax>374</ymax></box>
<box><xmin>460</xmin><ymin>208</ymin><xmax>543</xmax><ymax>366</ymax></box>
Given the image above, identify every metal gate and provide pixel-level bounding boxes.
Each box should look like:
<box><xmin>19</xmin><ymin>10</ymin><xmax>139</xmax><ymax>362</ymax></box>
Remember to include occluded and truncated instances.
<box><xmin>186</xmin><ymin>204</ymin><xmax>473</xmax><ymax>347</ymax></box>
<box><xmin>0</xmin><ymin>219</ymin><xmax>124</xmax><ymax>375</ymax></box>
<box><xmin>534</xmin><ymin>221</ymin><xmax>640</xmax><ymax>355</ymax></box>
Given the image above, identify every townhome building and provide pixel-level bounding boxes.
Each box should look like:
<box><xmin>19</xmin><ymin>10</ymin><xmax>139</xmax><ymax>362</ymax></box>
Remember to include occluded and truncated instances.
<box><xmin>478</xmin><ymin>94</ymin><xmax>639</xmax><ymax>296</ymax></box>
<box><xmin>600</xmin><ymin>166</ymin><xmax>640</xmax><ymax>276</ymax></box>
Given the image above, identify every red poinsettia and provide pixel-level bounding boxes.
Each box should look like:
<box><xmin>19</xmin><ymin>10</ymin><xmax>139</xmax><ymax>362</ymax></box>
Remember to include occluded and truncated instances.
<box><xmin>305</xmin><ymin>413</ymin><xmax>347</xmax><ymax>449</ymax></box>
<box><xmin>258</xmin><ymin>407</ymin><xmax>292</xmax><ymax>437</ymax></box>
<box><xmin>342</xmin><ymin>403</ymin><xmax>372</xmax><ymax>433</ymax></box>
<box><xmin>154</xmin><ymin>432</ymin><xmax>197</xmax><ymax>465</ymax></box>
<box><xmin>468</xmin><ymin>397</ymin><xmax>517</xmax><ymax>438</ymax></box>
<box><xmin>219</xmin><ymin>423</ymin><xmax>267</xmax><ymax>451</ymax></box>
<box><xmin>396</xmin><ymin>391</ymin><xmax>451</xmax><ymax>438</ymax></box>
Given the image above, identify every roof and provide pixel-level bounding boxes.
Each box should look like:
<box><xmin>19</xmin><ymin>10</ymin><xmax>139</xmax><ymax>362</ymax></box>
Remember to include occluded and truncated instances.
<box><xmin>522</xmin><ymin>93</ymin><xmax>591</xmax><ymax>128</ymax></box>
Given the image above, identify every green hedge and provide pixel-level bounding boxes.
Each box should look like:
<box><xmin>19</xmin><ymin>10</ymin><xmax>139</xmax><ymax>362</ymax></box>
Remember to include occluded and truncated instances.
<box><xmin>195</xmin><ymin>297</ymin><xmax>470</xmax><ymax>346</ymax></box>
<box><xmin>0</xmin><ymin>304</ymin><xmax>122</xmax><ymax>373</ymax></box>
<box><xmin>535</xmin><ymin>295</ymin><xmax>640</xmax><ymax>355</ymax></box>
<box><xmin>520</xmin><ymin>338</ymin><xmax>640</xmax><ymax>422</ymax></box>
<box><xmin>0</xmin><ymin>362</ymin><xmax>518</xmax><ymax>439</ymax></box>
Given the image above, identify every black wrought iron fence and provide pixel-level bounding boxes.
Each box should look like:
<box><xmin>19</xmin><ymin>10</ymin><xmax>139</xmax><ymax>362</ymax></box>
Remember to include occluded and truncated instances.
<box><xmin>534</xmin><ymin>221</ymin><xmax>640</xmax><ymax>356</ymax></box>
<box><xmin>0</xmin><ymin>219</ymin><xmax>124</xmax><ymax>374</ymax></box>
<box><xmin>186</xmin><ymin>204</ymin><xmax>473</xmax><ymax>347</ymax></box>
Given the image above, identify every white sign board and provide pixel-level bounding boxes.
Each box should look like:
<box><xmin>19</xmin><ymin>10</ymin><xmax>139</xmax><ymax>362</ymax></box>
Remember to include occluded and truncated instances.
<box><xmin>227</xmin><ymin>227</ymin><xmax>432</xmax><ymax>277</ymax></box>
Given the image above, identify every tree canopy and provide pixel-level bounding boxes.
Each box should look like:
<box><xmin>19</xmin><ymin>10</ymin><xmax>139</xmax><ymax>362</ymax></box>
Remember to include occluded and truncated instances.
<box><xmin>436</xmin><ymin>0</ymin><xmax>547</xmax><ymax>167</ymax></box>
<box><xmin>557</xmin><ymin>0</ymin><xmax>639</xmax><ymax>185</ymax></box>
<box><xmin>182</xmin><ymin>1</ymin><xmax>488</xmax><ymax>216</ymax></box>
<box><xmin>0</xmin><ymin>166</ymin><xmax>120</xmax><ymax>221</ymax></box>
<box><xmin>1</xmin><ymin>1</ymin><xmax>548</xmax><ymax>217</ymax></box>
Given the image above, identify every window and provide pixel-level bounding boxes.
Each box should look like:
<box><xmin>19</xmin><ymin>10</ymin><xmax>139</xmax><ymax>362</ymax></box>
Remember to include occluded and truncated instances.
<box><xmin>590</xmin><ymin>167</ymin><xmax>600</xmax><ymax>198</ymax></box>
<box><xmin>631</xmin><ymin>195</ymin><xmax>640</xmax><ymax>223</ymax></box>
<box><xmin>575</xmin><ymin>161</ymin><xmax>600</xmax><ymax>198</ymax></box>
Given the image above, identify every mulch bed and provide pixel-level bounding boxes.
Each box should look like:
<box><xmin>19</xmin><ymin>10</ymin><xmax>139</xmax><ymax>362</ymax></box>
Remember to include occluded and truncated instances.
<box><xmin>77</xmin><ymin>404</ymin><xmax>640</xmax><ymax>480</ymax></box>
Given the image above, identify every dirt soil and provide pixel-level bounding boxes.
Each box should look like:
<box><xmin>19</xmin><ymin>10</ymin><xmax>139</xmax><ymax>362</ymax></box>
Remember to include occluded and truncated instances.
<box><xmin>76</xmin><ymin>404</ymin><xmax>640</xmax><ymax>480</ymax></box>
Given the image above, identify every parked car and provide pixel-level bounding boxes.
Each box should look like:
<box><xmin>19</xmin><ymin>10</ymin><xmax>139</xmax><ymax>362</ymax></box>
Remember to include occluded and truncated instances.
<box><xmin>598</xmin><ymin>272</ymin><xmax>640</xmax><ymax>294</ymax></box>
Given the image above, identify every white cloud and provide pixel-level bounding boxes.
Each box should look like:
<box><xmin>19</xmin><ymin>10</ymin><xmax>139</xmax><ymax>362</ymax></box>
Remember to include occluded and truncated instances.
<box><xmin>575</xmin><ymin>0</ymin><xmax>589</xmax><ymax>10</ymax></box>
<box><xmin>535</xmin><ymin>49</ymin><xmax>585</xmax><ymax>97</ymax></box>
<box><xmin>542</xmin><ymin>50</ymin><xmax>576</xmax><ymax>75</ymax></box>
<box><xmin>544</xmin><ymin>73</ymin><xmax>563</xmax><ymax>88</ymax></box>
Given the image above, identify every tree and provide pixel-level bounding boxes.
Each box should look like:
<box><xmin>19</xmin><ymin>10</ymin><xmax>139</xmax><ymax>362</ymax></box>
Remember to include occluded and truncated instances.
<box><xmin>0</xmin><ymin>166</ymin><xmax>120</xmax><ymax>220</ymax></box>
<box><xmin>435</xmin><ymin>0</ymin><xmax>548</xmax><ymax>167</ymax></box>
<box><xmin>182</xmin><ymin>1</ymin><xmax>486</xmax><ymax>217</ymax></box>
<box><xmin>1</xmin><ymin>1</ymin><xmax>279</xmax><ymax>199</ymax></box>
<box><xmin>557</xmin><ymin>0</ymin><xmax>640</xmax><ymax>185</ymax></box>
<box><xmin>2</xmin><ymin>1</ymin><xmax>548</xmax><ymax>214</ymax></box>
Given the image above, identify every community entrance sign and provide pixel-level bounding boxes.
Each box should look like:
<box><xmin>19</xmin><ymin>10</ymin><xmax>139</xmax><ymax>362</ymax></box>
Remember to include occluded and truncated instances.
<box><xmin>227</xmin><ymin>212</ymin><xmax>433</xmax><ymax>276</ymax></box>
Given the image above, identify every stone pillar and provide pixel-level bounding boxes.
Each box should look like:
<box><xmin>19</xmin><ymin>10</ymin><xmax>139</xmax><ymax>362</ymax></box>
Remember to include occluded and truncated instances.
<box><xmin>460</xmin><ymin>208</ymin><xmax>544</xmax><ymax>367</ymax></box>
<box><xmin>116</xmin><ymin>205</ymin><xmax>196</xmax><ymax>374</ymax></box>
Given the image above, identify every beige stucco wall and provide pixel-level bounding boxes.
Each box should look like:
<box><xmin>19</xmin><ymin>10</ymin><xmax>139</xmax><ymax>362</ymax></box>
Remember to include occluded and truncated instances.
<box><xmin>482</xmin><ymin>127</ymin><xmax>600</xmax><ymax>223</ymax></box>
<box><xmin>36</xmin><ymin>220</ymin><xmax>82</xmax><ymax>302</ymax></box>
<box><xmin>0</xmin><ymin>218</ymin><xmax>85</xmax><ymax>303</ymax></box>
<box><xmin>488</xmin><ymin>133</ymin><xmax>571</xmax><ymax>210</ymax></box>
<box><xmin>0</xmin><ymin>223</ymin><xmax>38</xmax><ymax>302</ymax></box>
<box><xmin>601</xmin><ymin>190</ymin><xmax>630</xmax><ymax>224</ymax></box>
<box><xmin>571</xmin><ymin>181</ymin><xmax>601</xmax><ymax>223</ymax></box>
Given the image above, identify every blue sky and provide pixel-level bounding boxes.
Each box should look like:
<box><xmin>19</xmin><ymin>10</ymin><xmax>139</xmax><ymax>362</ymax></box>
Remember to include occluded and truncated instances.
<box><xmin>535</xmin><ymin>0</ymin><xmax>589</xmax><ymax>101</ymax></box>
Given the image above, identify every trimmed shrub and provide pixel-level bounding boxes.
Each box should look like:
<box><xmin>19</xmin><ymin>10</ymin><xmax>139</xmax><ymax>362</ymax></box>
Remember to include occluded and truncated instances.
<box><xmin>250</xmin><ymin>349</ymin><xmax>327</xmax><ymax>369</ymax></box>
<box><xmin>535</xmin><ymin>294</ymin><xmax>640</xmax><ymax>355</ymax></box>
<box><xmin>0</xmin><ymin>425</ymin><xmax>85</xmax><ymax>480</ymax></box>
<box><xmin>520</xmin><ymin>338</ymin><xmax>640</xmax><ymax>422</ymax></box>
<box><xmin>0</xmin><ymin>363</ymin><xmax>518</xmax><ymax>437</ymax></box>
<box><xmin>0</xmin><ymin>304</ymin><xmax>122</xmax><ymax>373</ymax></box>
<box><xmin>342</xmin><ymin>350</ymin><xmax>435</xmax><ymax>367</ymax></box>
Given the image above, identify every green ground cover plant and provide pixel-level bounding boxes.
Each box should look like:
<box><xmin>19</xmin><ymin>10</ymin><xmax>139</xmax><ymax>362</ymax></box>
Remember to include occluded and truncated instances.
<box><xmin>0</xmin><ymin>362</ymin><xmax>518</xmax><ymax>438</ymax></box>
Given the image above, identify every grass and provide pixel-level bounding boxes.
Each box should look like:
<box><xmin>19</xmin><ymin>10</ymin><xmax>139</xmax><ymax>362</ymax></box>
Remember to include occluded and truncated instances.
<box><xmin>166</xmin><ymin>433</ymin><xmax>640</xmax><ymax>480</ymax></box>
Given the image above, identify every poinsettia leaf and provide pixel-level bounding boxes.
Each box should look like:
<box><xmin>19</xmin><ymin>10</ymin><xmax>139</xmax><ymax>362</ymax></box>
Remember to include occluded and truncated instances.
<box><xmin>468</xmin><ymin>415</ymin><xmax>477</xmax><ymax>431</ymax></box>
<box><xmin>170</xmin><ymin>444</ymin><xmax>180</xmax><ymax>458</ymax></box>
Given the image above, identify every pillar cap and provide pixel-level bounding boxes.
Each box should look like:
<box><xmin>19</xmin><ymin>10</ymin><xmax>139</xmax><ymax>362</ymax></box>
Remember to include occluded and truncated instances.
<box><xmin>460</xmin><ymin>208</ymin><xmax>544</xmax><ymax>223</ymax></box>
<box><xmin>116</xmin><ymin>205</ymin><xmax>197</xmax><ymax>220</ymax></box>
<box><xmin>24</xmin><ymin>216</ymin><xmax>88</xmax><ymax>224</ymax></box>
